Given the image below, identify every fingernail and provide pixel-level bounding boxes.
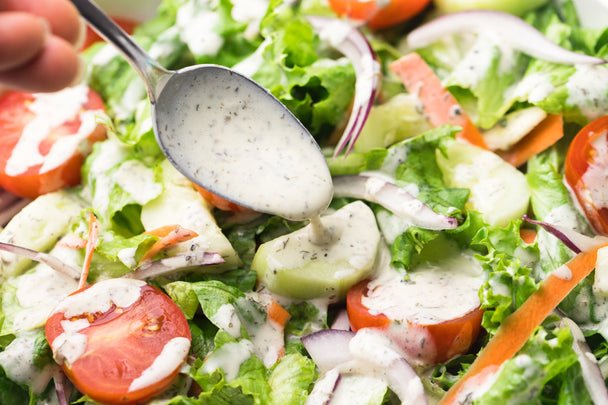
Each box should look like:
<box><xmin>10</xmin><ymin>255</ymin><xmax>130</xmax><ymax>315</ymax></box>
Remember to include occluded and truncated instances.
<box><xmin>69</xmin><ymin>55</ymin><xmax>86</xmax><ymax>87</ymax></box>
<box><xmin>72</xmin><ymin>18</ymin><xmax>87</xmax><ymax>50</ymax></box>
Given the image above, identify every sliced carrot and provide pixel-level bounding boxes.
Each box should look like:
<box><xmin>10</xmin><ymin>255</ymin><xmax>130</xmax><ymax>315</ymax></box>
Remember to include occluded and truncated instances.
<box><xmin>497</xmin><ymin>114</ymin><xmax>563</xmax><ymax>168</ymax></box>
<box><xmin>138</xmin><ymin>225</ymin><xmax>198</xmax><ymax>265</ymax></box>
<box><xmin>78</xmin><ymin>212</ymin><xmax>99</xmax><ymax>290</ymax></box>
<box><xmin>267</xmin><ymin>301</ymin><xmax>291</xmax><ymax>328</ymax></box>
<box><xmin>440</xmin><ymin>242</ymin><xmax>608</xmax><ymax>404</ymax></box>
<box><xmin>389</xmin><ymin>52</ymin><xmax>487</xmax><ymax>149</ymax></box>
<box><xmin>519</xmin><ymin>228</ymin><xmax>537</xmax><ymax>244</ymax></box>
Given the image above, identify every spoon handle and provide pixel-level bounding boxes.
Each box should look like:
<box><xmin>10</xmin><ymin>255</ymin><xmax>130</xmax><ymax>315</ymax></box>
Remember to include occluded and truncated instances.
<box><xmin>70</xmin><ymin>0</ymin><xmax>169</xmax><ymax>99</ymax></box>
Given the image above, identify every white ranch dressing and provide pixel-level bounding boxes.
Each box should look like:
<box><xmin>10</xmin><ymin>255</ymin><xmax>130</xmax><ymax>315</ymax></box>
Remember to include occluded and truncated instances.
<box><xmin>156</xmin><ymin>69</ymin><xmax>333</xmax><ymax>221</ymax></box>
<box><xmin>363</xmin><ymin>247</ymin><xmax>483</xmax><ymax>325</ymax></box>
<box><xmin>128</xmin><ymin>337</ymin><xmax>191</xmax><ymax>392</ymax></box>
<box><xmin>50</xmin><ymin>278</ymin><xmax>145</xmax><ymax>318</ymax></box>
<box><xmin>6</xmin><ymin>84</ymin><xmax>102</xmax><ymax>176</ymax></box>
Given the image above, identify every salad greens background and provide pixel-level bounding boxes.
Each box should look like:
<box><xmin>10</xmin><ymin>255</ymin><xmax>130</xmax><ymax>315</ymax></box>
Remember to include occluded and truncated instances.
<box><xmin>1</xmin><ymin>0</ymin><xmax>608</xmax><ymax>403</ymax></box>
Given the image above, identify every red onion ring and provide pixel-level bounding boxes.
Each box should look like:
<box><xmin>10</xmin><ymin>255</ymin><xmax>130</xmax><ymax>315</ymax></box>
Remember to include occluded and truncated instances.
<box><xmin>333</xmin><ymin>175</ymin><xmax>458</xmax><ymax>230</ymax></box>
<box><xmin>406</xmin><ymin>10</ymin><xmax>607</xmax><ymax>65</ymax></box>
<box><xmin>562</xmin><ymin>317</ymin><xmax>608</xmax><ymax>404</ymax></box>
<box><xmin>123</xmin><ymin>251</ymin><xmax>225</xmax><ymax>280</ymax></box>
<box><xmin>307</xmin><ymin>16</ymin><xmax>381</xmax><ymax>157</ymax></box>
<box><xmin>523</xmin><ymin>215</ymin><xmax>608</xmax><ymax>253</ymax></box>
<box><xmin>0</xmin><ymin>242</ymin><xmax>81</xmax><ymax>280</ymax></box>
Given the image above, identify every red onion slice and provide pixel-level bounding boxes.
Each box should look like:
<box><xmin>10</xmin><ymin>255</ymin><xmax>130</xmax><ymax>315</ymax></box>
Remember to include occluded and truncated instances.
<box><xmin>302</xmin><ymin>329</ymin><xmax>355</xmax><ymax>372</ymax></box>
<box><xmin>333</xmin><ymin>175</ymin><xmax>458</xmax><ymax>230</ymax></box>
<box><xmin>307</xmin><ymin>16</ymin><xmax>381</xmax><ymax>157</ymax></box>
<box><xmin>302</xmin><ymin>328</ymin><xmax>427</xmax><ymax>404</ymax></box>
<box><xmin>407</xmin><ymin>10</ymin><xmax>607</xmax><ymax>65</ymax></box>
<box><xmin>562</xmin><ymin>317</ymin><xmax>608</xmax><ymax>404</ymax></box>
<box><xmin>330</xmin><ymin>309</ymin><xmax>351</xmax><ymax>331</ymax></box>
<box><xmin>523</xmin><ymin>215</ymin><xmax>608</xmax><ymax>253</ymax></box>
<box><xmin>0</xmin><ymin>242</ymin><xmax>81</xmax><ymax>280</ymax></box>
<box><xmin>122</xmin><ymin>251</ymin><xmax>225</xmax><ymax>280</ymax></box>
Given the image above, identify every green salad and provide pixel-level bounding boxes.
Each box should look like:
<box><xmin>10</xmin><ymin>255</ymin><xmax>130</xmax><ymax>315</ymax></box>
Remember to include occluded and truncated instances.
<box><xmin>1</xmin><ymin>0</ymin><xmax>608</xmax><ymax>404</ymax></box>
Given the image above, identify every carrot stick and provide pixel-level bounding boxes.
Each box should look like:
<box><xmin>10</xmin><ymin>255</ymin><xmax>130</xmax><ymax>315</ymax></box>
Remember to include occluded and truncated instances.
<box><xmin>440</xmin><ymin>242</ymin><xmax>608</xmax><ymax>404</ymax></box>
<box><xmin>519</xmin><ymin>228</ymin><xmax>537</xmax><ymax>244</ymax></box>
<box><xmin>138</xmin><ymin>225</ymin><xmax>198</xmax><ymax>264</ymax></box>
<box><xmin>389</xmin><ymin>52</ymin><xmax>487</xmax><ymax>149</ymax></box>
<box><xmin>78</xmin><ymin>212</ymin><xmax>98</xmax><ymax>290</ymax></box>
<box><xmin>498</xmin><ymin>114</ymin><xmax>563</xmax><ymax>168</ymax></box>
<box><xmin>267</xmin><ymin>301</ymin><xmax>291</xmax><ymax>328</ymax></box>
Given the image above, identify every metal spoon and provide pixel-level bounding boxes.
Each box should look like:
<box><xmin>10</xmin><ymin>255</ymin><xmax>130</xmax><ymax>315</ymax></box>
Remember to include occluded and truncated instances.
<box><xmin>70</xmin><ymin>0</ymin><xmax>333</xmax><ymax>221</ymax></box>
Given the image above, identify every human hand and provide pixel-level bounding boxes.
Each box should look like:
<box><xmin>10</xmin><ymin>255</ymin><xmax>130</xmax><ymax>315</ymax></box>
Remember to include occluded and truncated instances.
<box><xmin>0</xmin><ymin>0</ymin><xmax>84</xmax><ymax>93</ymax></box>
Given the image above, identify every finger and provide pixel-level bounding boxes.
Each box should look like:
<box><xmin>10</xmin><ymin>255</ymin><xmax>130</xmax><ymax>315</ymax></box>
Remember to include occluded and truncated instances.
<box><xmin>0</xmin><ymin>12</ymin><xmax>48</xmax><ymax>71</ymax></box>
<box><xmin>0</xmin><ymin>0</ymin><xmax>84</xmax><ymax>46</ymax></box>
<box><xmin>0</xmin><ymin>36</ymin><xmax>82</xmax><ymax>93</ymax></box>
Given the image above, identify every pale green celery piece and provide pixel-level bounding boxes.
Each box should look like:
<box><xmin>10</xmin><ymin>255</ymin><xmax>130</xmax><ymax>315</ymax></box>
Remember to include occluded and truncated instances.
<box><xmin>353</xmin><ymin>93</ymin><xmax>431</xmax><ymax>153</ymax></box>
<box><xmin>0</xmin><ymin>190</ymin><xmax>85</xmax><ymax>282</ymax></box>
<box><xmin>251</xmin><ymin>201</ymin><xmax>380</xmax><ymax>301</ymax></box>
<box><xmin>436</xmin><ymin>141</ymin><xmax>530</xmax><ymax>227</ymax></box>
<box><xmin>141</xmin><ymin>159</ymin><xmax>242</xmax><ymax>271</ymax></box>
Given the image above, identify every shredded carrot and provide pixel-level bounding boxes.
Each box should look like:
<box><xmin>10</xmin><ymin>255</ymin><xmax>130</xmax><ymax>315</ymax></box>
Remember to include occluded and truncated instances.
<box><xmin>389</xmin><ymin>52</ymin><xmax>487</xmax><ymax>149</ymax></box>
<box><xmin>440</xmin><ymin>242</ymin><xmax>608</xmax><ymax>404</ymax></box>
<box><xmin>78</xmin><ymin>212</ymin><xmax>99</xmax><ymax>290</ymax></box>
<box><xmin>267</xmin><ymin>301</ymin><xmax>291</xmax><ymax>328</ymax></box>
<box><xmin>498</xmin><ymin>114</ymin><xmax>564</xmax><ymax>168</ymax></box>
<box><xmin>138</xmin><ymin>225</ymin><xmax>198</xmax><ymax>265</ymax></box>
<box><xmin>519</xmin><ymin>228</ymin><xmax>537</xmax><ymax>244</ymax></box>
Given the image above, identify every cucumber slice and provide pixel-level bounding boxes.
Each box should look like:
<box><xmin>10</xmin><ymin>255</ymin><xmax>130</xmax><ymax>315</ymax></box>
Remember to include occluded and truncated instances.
<box><xmin>141</xmin><ymin>160</ymin><xmax>241</xmax><ymax>270</ymax></box>
<box><xmin>0</xmin><ymin>190</ymin><xmax>85</xmax><ymax>281</ymax></box>
<box><xmin>353</xmin><ymin>93</ymin><xmax>430</xmax><ymax>153</ymax></box>
<box><xmin>252</xmin><ymin>201</ymin><xmax>380</xmax><ymax>301</ymax></box>
<box><xmin>436</xmin><ymin>141</ymin><xmax>530</xmax><ymax>227</ymax></box>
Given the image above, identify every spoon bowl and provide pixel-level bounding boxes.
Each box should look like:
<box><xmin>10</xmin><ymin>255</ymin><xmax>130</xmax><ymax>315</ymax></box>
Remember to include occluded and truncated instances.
<box><xmin>71</xmin><ymin>0</ymin><xmax>333</xmax><ymax>220</ymax></box>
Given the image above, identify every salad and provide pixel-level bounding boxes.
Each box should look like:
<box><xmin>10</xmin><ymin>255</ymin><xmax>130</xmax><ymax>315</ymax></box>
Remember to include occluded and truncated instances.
<box><xmin>1</xmin><ymin>0</ymin><xmax>608</xmax><ymax>403</ymax></box>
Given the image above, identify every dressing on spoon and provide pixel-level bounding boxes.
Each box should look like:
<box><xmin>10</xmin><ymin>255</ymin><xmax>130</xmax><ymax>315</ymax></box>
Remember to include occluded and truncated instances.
<box><xmin>71</xmin><ymin>0</ymin><xmax>333</xmax><ymax>221</ymax></box>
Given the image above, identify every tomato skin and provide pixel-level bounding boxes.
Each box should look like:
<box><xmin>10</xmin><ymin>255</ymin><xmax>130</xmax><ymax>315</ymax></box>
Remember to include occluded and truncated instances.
<box><xmin>564</xmin><ymin>116</ymin><xmax>608</xmax><ymax>235</ymax></box>
<box><xmin>45</xmin><ymin>281</ymin><xmax>191</xmax><ymax>405</ymax></box>
<box><xmin>193</xmin><ymin>183</ymin><xmax>255</xmax><ymax>213</ymax></box>
<box><xmin>0</xmin><ymin>88</ymin><xmax>106</xmax><ymax>199</ymax></box>
<box><xmin>328</xmin><ymin>0</ymin><xmax>432</xmax><ymax>29</ymax></box>
<box><xmin>346</xmin><ymin>279</ymin><xmax>484</xmax><ymax>365</ymax></box>
<box><xmin>81</xmin><ymin>17</ymin><xmax>138</xmax><ymax>50</ymax></box>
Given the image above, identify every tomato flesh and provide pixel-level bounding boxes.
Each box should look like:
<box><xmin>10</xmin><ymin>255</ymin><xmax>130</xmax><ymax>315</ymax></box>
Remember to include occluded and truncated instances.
<box><xmin>194</xmin><ymin>183</ymin><xmax>255</xmax><ymax>213</ymax></box>
<box><xmin>328</xmin><ymin>0</ymin><xmax>432</xmax><ymax>29</ymax></box>
<box><xmin>564</xmin><ymin>116</ymin><xmax>608</xmax><ymax>235</ymax></box>
<box><xmin>45</xmin><ymin>279</ymin><xmax>191</xmax><ymax>405</ymax></box>
<box><xmin>347</xmin><ymin>279</ymin><xmax>484</xmax><ymax>365</ymax></box>
<box><xmin>0</xmin><ymin>88</ymin><xmax>107</xmax><ymax>199</ymax></box>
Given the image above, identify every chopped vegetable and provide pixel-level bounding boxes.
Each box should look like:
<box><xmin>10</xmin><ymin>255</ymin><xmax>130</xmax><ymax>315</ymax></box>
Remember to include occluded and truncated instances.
<box><xmin>139</xmin><ymin>224</ymin><xmax>198</xmax><ymax>265</ymax></box>
<box><xmin>497</xmin><ymin>114</ymin><xmax>564</xmax><ymax>167</ymax></box>
<box><xmin>440</xmin><ymin>241</ymin><xmax>608</xmax><ymax>404</ymax></box>
<box><xmin>389</xmin><ymin>52</ymin><xmax>488</xmax><ymax>148</ymax></box>
<box><xmin>327</xmin><ymin>0</ymin><xmax>432</xmax><ymax>29</ymax></box>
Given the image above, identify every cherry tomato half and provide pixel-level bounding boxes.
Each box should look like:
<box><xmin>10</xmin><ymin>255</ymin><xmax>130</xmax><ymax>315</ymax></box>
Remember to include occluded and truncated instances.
<box><xmin>193</xmin><ymin>183</ymin><xmax>255</xmax><ymax>213</ymax></box>
<box><xmin>81</xmin><ymin>17</ymin><xmax>138</xmax><ymax>50</ymax></box>
<box><xmin>0</xmin><ymin>87</ymin><xmax>107</xmax><ymax>199</ymax></box>
<box><xmin>328</xmin><ymin>0</ymin><xmax>432</xmax><ymax>29</ymax></box>
<box><xmin>347</xmin><ymin>279</ymin><xmax>484</xmax><ymax>365</ymax></box>
<box><xmin>564</xmin><ymin>116</ymin><xmax>608</xmax><ymax>235</ymax></box>
<box><xmin>45</xmin><ymin>279</ymin><xmax>191</xmax><ymax>405</ymax></box>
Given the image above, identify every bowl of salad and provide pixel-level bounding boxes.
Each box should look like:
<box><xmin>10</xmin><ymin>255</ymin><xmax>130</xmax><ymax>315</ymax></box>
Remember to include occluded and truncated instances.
<box><xmin>1</xmin><ymin>0</ymin><xmax>608</xmax><ymax>404</ymax></box>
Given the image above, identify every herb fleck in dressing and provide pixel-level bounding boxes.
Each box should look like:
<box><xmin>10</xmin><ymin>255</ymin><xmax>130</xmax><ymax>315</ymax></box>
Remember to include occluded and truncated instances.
<box><xmin>155</xmin><ymin>68</ymin><xmax>333</xmax><ymax>221</ymax></box>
